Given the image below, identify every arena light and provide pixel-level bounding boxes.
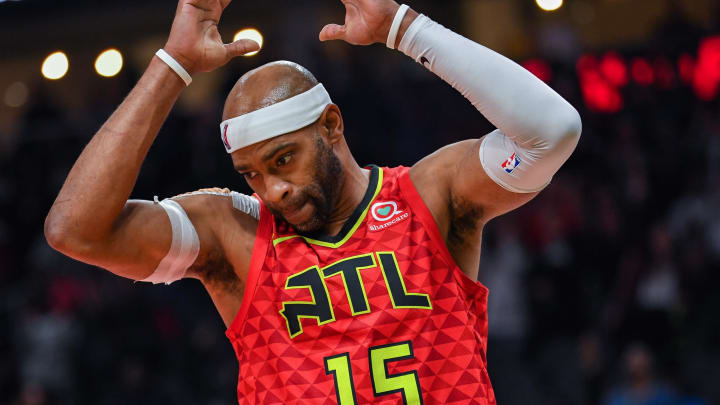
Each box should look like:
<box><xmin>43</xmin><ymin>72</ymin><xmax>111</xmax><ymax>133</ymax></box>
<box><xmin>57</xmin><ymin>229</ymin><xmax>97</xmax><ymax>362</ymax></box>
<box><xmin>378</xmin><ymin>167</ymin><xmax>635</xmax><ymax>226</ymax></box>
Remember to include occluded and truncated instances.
<box><xmin>233</xmin><ymin>28</ymin><xmax>263</xmax><ymax>57</ymax></box>
<box><xmin>536</xmin><ymin>0</ymin><xmax>563</xmax><ymax>12</ymax></box>
<box><xmin>693</xmin><ymin>36</ymin><xmax>720</xmax><ymax>100</ymax></box>
<box><xmin>95</xmin><ymin>48</ymin><xmax>123</xmax><ymax>77</ymax></box>
<box><xmin>3</xmin><ymin>81</ymin><xmax>28</xmax><ymax>107</ymax></box>
<box><xmin>41</xmin><ymin>51</ymin><xmax>69</xmax><ymax>80</ymax></box>
<box><xmin>631</xmin><ymin>58</ymin><xmax>654</xmax><ymax>86</ymax></box>
<box><xmin>600</xmin><ymin>52</ymin><xmax>628</xmax><ymax>87</ymax></box>
<box><xmin>522</xmin><ymin>59</ymin><xmax>552</xmax><ymax>83</ymax></box>
<box><xmin>677</xmin><ymin>54</ymin><xmax>695</xmax><ymax>85</ymax></box>
<box><xmin>576</xmin><ymin>53</ymin><xmax>622</xmax><ymax>113</ymax></box>
<box><xmin>579</xmin><ymin>70</ymin><xmax>623</xmax><ymax>113</ymax></box>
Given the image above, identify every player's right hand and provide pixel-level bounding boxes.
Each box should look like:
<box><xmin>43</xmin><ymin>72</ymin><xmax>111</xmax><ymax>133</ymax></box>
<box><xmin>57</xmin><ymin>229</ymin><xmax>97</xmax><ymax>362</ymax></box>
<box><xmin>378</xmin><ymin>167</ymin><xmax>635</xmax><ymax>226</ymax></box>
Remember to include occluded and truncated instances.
<box><xmin>163</xmin><ymin>0</ymin><xmax>259</xmax><ymax>75</ymax></box>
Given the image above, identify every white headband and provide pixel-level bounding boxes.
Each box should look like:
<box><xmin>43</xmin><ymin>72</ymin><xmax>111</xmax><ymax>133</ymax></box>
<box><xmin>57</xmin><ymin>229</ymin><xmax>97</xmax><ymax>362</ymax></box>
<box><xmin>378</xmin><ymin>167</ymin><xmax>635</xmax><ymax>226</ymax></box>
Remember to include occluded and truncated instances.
<box><xmin>220</xmin><ymin>83</ymin><xmax>332</xmax><ymax>153</ymax></box>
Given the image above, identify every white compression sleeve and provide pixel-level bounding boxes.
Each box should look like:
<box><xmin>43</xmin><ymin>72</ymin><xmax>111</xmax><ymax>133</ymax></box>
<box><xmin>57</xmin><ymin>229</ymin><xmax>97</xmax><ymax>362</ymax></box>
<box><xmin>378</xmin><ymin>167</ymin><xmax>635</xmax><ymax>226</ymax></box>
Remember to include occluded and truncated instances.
<box><xmin>141</xmin><ymin>198</ymin><xmax>200</xmax><ymax>285</ymax></box>
<box><xmin>398</xmin><ymin>14</ymin><xmax>582</xmax><ymax>193</ymax></box>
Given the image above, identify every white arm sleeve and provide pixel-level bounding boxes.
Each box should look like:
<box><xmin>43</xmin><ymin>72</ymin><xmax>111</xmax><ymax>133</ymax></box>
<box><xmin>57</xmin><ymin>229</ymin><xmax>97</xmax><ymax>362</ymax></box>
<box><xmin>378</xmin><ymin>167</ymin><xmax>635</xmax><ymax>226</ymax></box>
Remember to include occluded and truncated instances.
<box><xmin>141</xmin><ymin>198</ymin><xmax>200</xmax><ymax>285</ymax></box>
<box><xmin>398</xmin><ymin>15</ymin><xmax>582</xmax><ymax>193</ymax></box>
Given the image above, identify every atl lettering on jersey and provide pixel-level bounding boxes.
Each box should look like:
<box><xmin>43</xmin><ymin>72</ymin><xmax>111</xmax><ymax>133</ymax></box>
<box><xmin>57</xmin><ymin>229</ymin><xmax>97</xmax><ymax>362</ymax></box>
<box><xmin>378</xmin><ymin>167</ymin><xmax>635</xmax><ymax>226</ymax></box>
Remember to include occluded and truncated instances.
<box><xmin>226</xmin><ymin>166</ymin><xmax>496</xmax><ymax>404</ymax></box>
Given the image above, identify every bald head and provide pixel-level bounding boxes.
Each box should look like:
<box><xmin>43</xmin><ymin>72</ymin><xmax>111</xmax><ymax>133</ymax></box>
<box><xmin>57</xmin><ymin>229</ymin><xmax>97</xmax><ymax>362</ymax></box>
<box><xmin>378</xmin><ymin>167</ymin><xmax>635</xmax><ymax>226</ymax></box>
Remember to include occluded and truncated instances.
<box><xmin>223</xmin><ymin>61</ymin><xmax>319</xmax><ymax>121</ymax></box>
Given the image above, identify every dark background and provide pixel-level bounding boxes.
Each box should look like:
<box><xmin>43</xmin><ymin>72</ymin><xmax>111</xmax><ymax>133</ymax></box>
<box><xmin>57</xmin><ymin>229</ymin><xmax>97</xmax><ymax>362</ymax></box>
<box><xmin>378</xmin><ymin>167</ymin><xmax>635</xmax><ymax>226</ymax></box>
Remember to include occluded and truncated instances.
<box><xmin>1</xmin><ymin>0</ymin><xmax>719</xmax><ymax>404</ymax></box>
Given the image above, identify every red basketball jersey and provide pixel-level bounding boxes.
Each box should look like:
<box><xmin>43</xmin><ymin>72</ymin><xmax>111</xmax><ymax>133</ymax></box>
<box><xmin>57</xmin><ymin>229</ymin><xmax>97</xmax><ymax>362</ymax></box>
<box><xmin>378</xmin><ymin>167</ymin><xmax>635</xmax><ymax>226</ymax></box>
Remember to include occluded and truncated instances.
<box><xmin>226</xmin><ymin>166</ymin><xmax>496</xmax><ymax>405</ymax></box>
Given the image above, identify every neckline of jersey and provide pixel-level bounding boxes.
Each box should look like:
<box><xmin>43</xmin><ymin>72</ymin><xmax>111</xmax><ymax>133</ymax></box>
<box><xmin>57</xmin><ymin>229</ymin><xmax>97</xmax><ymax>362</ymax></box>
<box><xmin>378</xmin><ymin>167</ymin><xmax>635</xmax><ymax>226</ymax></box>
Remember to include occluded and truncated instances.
<box><xmin>273</xmin><ymin>165</ymin><xmax>383</xmax><ymax>249</ymax></box>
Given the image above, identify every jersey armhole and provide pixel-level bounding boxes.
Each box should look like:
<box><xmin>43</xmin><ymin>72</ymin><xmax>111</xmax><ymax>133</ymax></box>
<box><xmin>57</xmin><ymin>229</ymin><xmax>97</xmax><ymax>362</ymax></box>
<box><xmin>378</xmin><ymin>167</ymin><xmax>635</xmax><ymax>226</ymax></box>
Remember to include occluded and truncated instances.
<box><xmin>398</xmin><ymin>169</ymin><xmax>489</xmax><ymax>296</ymax></box>
<box><xmin>226</xmin><ymin>196</ymin><xmax>272</xmax><ymax>338</ymax></box>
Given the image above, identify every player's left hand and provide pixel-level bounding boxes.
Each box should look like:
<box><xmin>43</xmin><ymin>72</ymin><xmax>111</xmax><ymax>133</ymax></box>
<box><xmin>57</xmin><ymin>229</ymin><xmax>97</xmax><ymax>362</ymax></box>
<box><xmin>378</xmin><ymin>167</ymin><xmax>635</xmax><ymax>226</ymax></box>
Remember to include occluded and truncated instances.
<box><xmin>319</xmin><ymin>0</ymin><xmax>401</xmax><ymax>45</ymax></box>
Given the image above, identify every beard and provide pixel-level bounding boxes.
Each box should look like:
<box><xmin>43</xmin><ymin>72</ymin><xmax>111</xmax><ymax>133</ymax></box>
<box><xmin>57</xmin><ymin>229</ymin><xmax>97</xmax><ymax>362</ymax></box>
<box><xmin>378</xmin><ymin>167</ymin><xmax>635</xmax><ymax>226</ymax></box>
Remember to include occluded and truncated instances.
<box><xmin>266</xmin><ymin>134</ymin><xmax>343</xmax><ymax>233</ymax></box>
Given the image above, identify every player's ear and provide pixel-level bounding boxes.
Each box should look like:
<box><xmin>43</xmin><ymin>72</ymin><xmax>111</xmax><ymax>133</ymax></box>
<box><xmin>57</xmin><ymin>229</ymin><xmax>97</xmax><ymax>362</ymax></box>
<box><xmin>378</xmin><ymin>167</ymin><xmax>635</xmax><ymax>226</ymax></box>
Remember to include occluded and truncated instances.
<box><xmin>320</xmin><ymin>104</ymin><xmax>344</xmax><ymax>146</ymax></box>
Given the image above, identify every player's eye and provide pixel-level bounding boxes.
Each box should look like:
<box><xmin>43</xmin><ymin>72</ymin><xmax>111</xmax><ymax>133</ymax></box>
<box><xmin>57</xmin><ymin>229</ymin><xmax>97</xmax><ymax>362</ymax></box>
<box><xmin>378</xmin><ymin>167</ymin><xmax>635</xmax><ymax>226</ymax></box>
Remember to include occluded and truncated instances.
<box><xmin>276</xmin><ymin>153</ymin><xmax>292</xmax><ymax>167</ymax></box>
<box><xmin>241</xmin><ymin>172</ymin><xmax>259</xmax><ymax>180</ymax></box>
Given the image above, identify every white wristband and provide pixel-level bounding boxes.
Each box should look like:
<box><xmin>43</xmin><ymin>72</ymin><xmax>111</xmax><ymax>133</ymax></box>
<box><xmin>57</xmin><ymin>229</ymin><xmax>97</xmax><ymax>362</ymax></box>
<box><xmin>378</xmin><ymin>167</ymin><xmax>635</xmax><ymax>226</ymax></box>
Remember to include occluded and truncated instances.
<box><xmin>386</xmin><ymin>4</ymin><xmax>410</xmax><ymax>49</ymax></box>
<box><xmin>155</xmin><ymin>49</ymin><xmax>192</xmax><ymax>86</ymax></box>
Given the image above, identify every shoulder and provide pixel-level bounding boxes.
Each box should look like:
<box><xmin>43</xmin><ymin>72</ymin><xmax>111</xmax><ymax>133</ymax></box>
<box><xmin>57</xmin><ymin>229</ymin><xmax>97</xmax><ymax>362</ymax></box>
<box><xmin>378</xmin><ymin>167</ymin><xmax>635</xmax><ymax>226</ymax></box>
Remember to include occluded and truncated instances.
<box><xmin>408</xmin><ymin>139</ymin><xmax>478</xmax><ymax>196</ymax></box>
<box><xmin>407</xmin><ymin>139</ymin><xmax>482</xmax><ymax>222</ymax></box>
<box><xmin>411</xmin><ymin>134</ymin><xmax>539</xmax><ymax>223</ymax></box>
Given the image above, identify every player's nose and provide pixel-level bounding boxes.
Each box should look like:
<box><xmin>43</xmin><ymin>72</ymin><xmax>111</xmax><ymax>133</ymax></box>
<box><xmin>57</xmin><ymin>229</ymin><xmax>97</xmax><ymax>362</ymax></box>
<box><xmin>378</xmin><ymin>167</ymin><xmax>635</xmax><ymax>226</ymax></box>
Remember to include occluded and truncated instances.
<box><xmin>264</xmin><ymin>175</ymin><xmax>292</xmax><ymax>204</ymax></box>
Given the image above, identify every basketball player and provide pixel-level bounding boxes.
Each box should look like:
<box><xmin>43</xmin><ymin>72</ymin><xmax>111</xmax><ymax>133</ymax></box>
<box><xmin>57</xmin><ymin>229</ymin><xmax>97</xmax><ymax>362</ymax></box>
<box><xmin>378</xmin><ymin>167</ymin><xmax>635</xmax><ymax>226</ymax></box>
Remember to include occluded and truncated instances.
<box><xmin>45</xmin><ymin>0</ymin><xmax>581</xmax><ymax>403</ymax></box>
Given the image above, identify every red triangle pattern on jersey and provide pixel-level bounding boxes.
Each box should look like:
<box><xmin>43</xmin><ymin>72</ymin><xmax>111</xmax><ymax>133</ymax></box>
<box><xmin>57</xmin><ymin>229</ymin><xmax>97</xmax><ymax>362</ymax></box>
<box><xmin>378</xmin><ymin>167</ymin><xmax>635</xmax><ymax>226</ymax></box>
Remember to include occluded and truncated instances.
<box><xmin>226</xmin><ymin>166</ymin><xmax>495</xmax><ymax>404</ymax></box>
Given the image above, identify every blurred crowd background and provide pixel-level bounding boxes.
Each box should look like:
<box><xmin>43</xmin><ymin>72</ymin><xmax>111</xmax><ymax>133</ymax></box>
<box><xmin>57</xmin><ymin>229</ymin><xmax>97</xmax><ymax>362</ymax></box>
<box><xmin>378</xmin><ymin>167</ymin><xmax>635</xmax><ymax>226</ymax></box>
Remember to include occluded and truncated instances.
<box><xmin>1</xmin><ymin>0</ymin><xmax>719</xmax><ymax>404</ymax></box>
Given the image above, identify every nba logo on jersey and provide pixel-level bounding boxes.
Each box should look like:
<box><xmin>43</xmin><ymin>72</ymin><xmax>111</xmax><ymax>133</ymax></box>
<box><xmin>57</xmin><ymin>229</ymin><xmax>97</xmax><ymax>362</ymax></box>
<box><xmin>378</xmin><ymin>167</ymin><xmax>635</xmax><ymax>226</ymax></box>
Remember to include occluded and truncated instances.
<box><xmin>368</xmin><ymin>201</ymin><xmax>409</xmax><ymax>232</ymax></box>
<box><xmin>501</xmin><ymin>152</ymin><xmax>520</xmax><ymax>173</ymax></box>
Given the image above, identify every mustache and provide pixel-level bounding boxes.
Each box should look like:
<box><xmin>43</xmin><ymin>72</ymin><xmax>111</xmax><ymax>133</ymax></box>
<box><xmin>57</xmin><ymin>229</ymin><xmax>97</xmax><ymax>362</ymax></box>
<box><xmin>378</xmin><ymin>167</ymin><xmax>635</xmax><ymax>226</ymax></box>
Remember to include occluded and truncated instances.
<box><xmin>268</xmin><ymin>185</ymin><xmax>323</xmax><ymax>216</ymax></box>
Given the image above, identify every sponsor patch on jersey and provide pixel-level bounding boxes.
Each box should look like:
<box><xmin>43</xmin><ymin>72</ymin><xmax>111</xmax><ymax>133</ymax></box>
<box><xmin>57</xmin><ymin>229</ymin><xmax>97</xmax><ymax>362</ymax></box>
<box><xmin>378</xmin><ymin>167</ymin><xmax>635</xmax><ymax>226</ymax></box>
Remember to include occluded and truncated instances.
<box><xmin>368</xmin><ymin>201</ymin><xmax>409</xmax><ymax>232</ymax></box>
<box><xmin>501</xmin><ymin>152</ymin><xmax>520</xmax><ymax>173</ymax></box>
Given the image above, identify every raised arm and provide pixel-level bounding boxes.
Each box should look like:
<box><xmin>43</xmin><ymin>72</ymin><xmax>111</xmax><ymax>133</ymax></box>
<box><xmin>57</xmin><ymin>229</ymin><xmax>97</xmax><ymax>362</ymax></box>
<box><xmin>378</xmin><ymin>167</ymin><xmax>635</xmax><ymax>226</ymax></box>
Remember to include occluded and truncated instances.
<box><xmin>44</xmin><ymin>0</ymin><xmax>259</xmax><ymax>281</ymax></box>
<box><xmin>320</xmin><ymin>1</ymin><xmax>581</xmax><ymax>223</ymax></box>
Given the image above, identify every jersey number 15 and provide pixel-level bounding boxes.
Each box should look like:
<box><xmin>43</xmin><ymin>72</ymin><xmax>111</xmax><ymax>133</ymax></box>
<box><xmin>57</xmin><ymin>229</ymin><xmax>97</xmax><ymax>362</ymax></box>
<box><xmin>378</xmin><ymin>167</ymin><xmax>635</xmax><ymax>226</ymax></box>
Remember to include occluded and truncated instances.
<box><xmin>324</xmin><ymin>340</ymin><xmax>423</xmax><ymax>405</ymax></box>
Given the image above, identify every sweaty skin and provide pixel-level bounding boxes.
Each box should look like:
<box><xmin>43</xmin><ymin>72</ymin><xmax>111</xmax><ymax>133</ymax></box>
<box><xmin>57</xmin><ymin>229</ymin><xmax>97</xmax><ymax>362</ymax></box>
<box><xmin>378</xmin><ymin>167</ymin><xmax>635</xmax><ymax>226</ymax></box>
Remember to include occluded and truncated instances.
<box><xmin>45</xmin><ymin>0</ymin><xmax>538</xmax><ymax>328</ymax></box>
<box><xmin>225</xmin><ymin>62</ymin><xmax>372</xmax><ymax>236</ymax></box>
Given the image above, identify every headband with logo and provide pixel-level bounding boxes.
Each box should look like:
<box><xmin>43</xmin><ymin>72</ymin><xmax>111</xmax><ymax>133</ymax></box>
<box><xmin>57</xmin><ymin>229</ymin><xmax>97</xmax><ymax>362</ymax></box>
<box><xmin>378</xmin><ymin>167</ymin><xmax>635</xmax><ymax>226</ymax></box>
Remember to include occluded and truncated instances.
<box><xmin>219</xmin><ymin>83</ymin><xmax>332</xmax><ymax>153</ymax></box>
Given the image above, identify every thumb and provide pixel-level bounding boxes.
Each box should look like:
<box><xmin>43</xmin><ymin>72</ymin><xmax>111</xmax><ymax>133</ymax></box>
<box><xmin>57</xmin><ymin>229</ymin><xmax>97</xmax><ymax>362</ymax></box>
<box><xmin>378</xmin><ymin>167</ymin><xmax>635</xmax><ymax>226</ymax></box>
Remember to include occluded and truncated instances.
<box><xmin>224</xmin><ymin>39</ymin><xmax>261</xmax><ymax>59</ymax></box>
<box><xmin>319</xmin><ymin>24</ymin><xmax>346</xmax><ymax>42</ymax></box>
